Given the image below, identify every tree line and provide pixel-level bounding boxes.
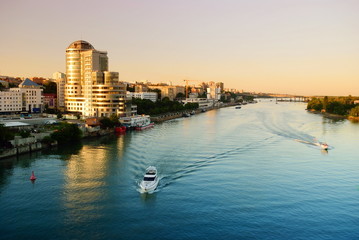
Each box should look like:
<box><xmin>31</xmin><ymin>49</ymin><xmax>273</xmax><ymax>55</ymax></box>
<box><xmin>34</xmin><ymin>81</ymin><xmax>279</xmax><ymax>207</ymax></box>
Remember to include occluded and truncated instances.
<box><xmin>307</xmin><ymin>96</ymin><xmax>359</xmax><ymax>117</ymax></box>
<box><xmin>132</xmin><ymin>97</ymin><xmax>199</xmax><ymax>116</ymax></box>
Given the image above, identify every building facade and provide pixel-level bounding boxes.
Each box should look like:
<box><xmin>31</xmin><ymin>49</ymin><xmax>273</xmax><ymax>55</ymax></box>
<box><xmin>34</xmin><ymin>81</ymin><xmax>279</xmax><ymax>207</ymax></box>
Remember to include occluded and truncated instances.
<box><xmin>148</xmin><ymin>84</ymin><xmax>185</xmax><ymax>101</ymax></box>
<box><xmin>0</xmin><ymin>91</ymin><xmax>22</xmax><ymax>114</ymax></box>
<box><xmin>127</xmin><ymin>92</ymin><xmax>158</xmax><ymax>102</ymax></box>
<box><xmin>65</xmin><ymin>40</ymin><xmax>127</xmax><ymax>117</ymax></box>
<box><xmin>206</xmin><ymin>81</ymin><xmax>221</xmax><ymax>100</ymax></box>
<box><xmin>0</xmin><ymin>79</ymin><xmax>43</xmax><ymax>114</ymax></box>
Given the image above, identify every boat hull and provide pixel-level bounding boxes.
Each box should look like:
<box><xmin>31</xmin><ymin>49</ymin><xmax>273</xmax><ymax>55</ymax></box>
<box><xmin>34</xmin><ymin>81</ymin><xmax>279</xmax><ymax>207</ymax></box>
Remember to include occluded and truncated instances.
<box><xmin>135</xmin><ymin>122</ymin><xmax>154</xmax><ymax>130</ymax></box>
<box><xmin>140</xmin><ymin>178</ymin><xmax>159</xmax><ymax>192</ymax></box>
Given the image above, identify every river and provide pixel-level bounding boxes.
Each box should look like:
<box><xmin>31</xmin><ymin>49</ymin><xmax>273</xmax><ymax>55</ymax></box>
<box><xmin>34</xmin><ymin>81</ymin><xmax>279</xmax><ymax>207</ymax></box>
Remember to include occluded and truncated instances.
<box><xmin>1</xmin><ymin>100</ymin><xmax>359</xmax><ymax>240</ymax></box>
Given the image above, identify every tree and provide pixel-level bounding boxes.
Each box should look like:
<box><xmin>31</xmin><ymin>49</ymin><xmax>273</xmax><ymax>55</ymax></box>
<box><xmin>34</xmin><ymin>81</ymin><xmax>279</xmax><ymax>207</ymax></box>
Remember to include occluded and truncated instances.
<box><xmin>51</xmin><ymin>122</ymin><xmax>82</xmax><ymax>144</ymax></box>
<box><xmin>99</xmin><ymin>117</ymin><xmax>115</xmax><ymax>129</ymax></box>
<box><xmin>43</xmin><ymin>82</ymin><xmax>57</xmax><ymax>94</ymax></box>
<box><xmin>307</xmin><ymin>98</ymin><xmax>323</xmax><ymax>111</ymax></box>
<box><xmin>349</xmin><ymin>106</ymin><xmax>359</xmax><ymax>117</ymax></box>
<box><xmin>109</xmin><ymin>114</ymin><xmax>120</xmax><ymax>125</ymax></box>
<box><xmin>127</xmin><ymin>85</ymin><xmax>135</xmax><ymax>92</ymax></box>
<box><xmin>176</xmin><ymin>92</ymin><xmax>185</xmax><ymax>99</ymax></box>
<box><xmin>0</xmin><ymin>124</ymin><xmax>14</xmax><ymax>148</ymax></box>
<box><xmin>323</xmin><ymin>96</ymin><xmax>329</xmax><ymax>111</ymax></box>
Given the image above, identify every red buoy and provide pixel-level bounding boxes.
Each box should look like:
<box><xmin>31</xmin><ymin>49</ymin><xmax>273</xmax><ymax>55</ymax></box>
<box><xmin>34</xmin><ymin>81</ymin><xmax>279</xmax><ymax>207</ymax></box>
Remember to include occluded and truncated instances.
<box><xmin>30</xmin><ymin>171</ymin><xmax>37</xmax><ymax>181</ymax></box>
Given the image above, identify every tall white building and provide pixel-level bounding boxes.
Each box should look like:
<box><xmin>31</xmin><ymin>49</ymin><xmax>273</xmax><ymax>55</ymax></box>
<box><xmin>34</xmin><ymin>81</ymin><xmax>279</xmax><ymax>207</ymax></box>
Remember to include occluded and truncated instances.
<box><xmin>65</xmin><ymin>40</ymin><xmax>127</xmax><ymax>117</ymax></box>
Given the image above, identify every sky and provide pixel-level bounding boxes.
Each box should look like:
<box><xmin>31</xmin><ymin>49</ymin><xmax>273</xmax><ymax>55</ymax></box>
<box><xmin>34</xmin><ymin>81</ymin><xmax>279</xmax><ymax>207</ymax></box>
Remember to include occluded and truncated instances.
<box><xmin>0</xmin><ymin>0</ymin><xmax>358</xmax><ymax>96</ymax></box>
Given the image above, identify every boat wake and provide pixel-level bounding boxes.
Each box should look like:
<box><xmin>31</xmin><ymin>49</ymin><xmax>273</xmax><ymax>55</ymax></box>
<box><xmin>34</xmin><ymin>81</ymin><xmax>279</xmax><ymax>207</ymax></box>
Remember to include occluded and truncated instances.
<box><xmin>257</xmin><ymin>111</ymin><xmax>333</xmax><ymax>151</ymax></box>
<box><xmin>144</xmin><ymin>136</ymin><xmax>274</xmax><ymax>191</ymax></box>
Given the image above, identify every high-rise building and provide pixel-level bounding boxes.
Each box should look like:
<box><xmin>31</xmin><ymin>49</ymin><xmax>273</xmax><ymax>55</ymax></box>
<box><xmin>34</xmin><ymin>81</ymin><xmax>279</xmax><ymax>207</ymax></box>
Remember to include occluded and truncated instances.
<box><xmin>65</xmin><ymin>40</ymin><xmax>127</xmax><ymax>117</ymax></box>
<box><xmin>53</xmin><ymin>72</ymin><xmax>66</xmax><ymax>110</ymax></box>
<box><xmin>206</xmin><ymin>81</ymin><xmax>222</xmax><ymax>100</ymax></box>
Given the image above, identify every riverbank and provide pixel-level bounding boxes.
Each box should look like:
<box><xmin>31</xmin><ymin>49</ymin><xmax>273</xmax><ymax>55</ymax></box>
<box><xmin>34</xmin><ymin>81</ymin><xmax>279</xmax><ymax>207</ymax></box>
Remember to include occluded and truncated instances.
<box><xmin>0</xmin><ymin>103</ymin><xmax>241</xmax><ymax>160</ymax></box>
<box><xmin>151</xmin><ymin>102</ymin><xmax>239</xmax><ymax>122</ymax></box>
<box><xmin>307</xmin><ymin>109</ymin><xmax>347</xmax><ymax>120</ymax></box>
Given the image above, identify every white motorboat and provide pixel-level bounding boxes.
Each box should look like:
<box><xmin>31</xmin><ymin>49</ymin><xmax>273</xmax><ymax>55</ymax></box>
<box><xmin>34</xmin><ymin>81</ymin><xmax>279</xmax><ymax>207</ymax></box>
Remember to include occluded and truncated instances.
<box><xmin>314</xmin><ymin>141</ymin><xmax>329</xmax><ymax>150</ymax></box>
<box><xmin>139</xmin><ymin>166</ymin><xmax>159</xmax><ymax>192</ymax></box>
<box><xmin>320</xmin><ymin>143</ymin><xmax>329</xmax><ymax>150</ymax></box>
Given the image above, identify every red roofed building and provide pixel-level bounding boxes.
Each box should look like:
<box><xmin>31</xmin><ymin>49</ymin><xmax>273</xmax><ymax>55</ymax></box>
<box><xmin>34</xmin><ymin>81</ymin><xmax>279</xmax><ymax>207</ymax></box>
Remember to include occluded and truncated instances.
<box><xmin>43</xmin><ymin>93</ymin><xmax>57</xmax><ymax>109</ymax></box>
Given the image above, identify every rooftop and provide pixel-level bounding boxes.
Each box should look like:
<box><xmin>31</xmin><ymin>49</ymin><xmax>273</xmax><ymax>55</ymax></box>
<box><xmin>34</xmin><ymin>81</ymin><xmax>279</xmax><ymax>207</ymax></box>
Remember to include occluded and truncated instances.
<box><xmin>67</xmin><ymin>40</ymin><xmax>94</xmax><ymax>50</ymax></box>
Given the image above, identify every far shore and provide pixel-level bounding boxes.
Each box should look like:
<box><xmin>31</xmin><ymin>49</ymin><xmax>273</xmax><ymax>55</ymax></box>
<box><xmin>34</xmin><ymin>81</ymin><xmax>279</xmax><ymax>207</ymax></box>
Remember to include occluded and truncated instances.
<box><xmin>307</xmin><ymin>109</ymin><xmax>356</xmax><ymax>121</ymax></box>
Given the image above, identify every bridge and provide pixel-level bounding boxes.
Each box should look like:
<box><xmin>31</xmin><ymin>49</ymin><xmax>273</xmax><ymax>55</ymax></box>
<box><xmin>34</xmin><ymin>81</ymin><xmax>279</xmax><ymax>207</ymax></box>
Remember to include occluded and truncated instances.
<box><xmin>267</xmin><ymin>94</ymin><xmax>311</xmax><ymax>102</ymax></box>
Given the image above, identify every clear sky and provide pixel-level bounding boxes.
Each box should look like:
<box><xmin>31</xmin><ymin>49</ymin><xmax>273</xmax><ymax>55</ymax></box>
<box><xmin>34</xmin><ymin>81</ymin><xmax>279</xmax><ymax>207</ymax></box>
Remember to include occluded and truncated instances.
<box><xmin>0</xmin><ymin>0</ymin><xmax>358</xmax><ymax>96</ymax></box>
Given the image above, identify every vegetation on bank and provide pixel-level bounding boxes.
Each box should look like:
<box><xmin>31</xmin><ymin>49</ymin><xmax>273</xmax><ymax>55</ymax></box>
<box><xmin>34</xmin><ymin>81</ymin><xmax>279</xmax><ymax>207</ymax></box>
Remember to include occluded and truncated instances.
<box><xmin>0</xmin><ymin>124</ymin><xmax>14</xmax><ymax>149</ymax></box>
<box><xmin>50</xmin><ymin>122</ymin><xmax>82</xmax><ymax>144</ymax></box>
<box><xmin>307</xmin><ymin>96</ymin><xmax>359</xmax><ymax>117</ymax></box>
<box><xmin>132</xmin><ymin>97</ymin><xmax>199</xmax><ymax>115</ymax></box>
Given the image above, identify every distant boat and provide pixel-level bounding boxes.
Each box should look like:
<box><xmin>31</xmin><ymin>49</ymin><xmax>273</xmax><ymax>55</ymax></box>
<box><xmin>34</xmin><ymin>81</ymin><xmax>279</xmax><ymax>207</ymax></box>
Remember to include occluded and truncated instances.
<box><xmin>313</xmin><ymin>140</ymin><xmax>329</xmax><ymax>150</ymax></box>
<box><xmin>320</xmin><ymin>143</ymin><xmax>329</xmax><ymax>150</ymax></box>
<box><xmin>139</xmin><ymin>166</ymin><xmax>159</xmax><ymax>193</ymax></box>
<box><xmin>120</xmin><ymin>115</ymin><xmax>154</xmax><ymax>130</ymax></box>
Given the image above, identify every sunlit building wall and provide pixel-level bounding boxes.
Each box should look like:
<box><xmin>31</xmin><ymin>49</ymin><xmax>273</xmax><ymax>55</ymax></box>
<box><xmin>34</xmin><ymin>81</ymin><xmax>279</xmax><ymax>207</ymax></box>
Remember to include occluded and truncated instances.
<box><xmin>65</xmin><ymin>40</ymin><xmax>127</xmax><ymax>117</ymax></box>
<box><xmin>0</xmin><ymin>91</ymin><xmax>22</xmax><ymax>113</ymax></box>
<box><xmin>9</xmin><ymin>79</ymin><xmax>43</xmax><ymax>113</ymax></box>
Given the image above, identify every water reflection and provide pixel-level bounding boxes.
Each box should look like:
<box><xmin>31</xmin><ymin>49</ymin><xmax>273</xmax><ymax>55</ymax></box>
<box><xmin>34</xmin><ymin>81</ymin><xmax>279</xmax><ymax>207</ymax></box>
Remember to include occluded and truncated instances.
<box><xmin>62</xmin><ymin>135</ymin><xmax>126</xmax><ymax>227</ymax></box>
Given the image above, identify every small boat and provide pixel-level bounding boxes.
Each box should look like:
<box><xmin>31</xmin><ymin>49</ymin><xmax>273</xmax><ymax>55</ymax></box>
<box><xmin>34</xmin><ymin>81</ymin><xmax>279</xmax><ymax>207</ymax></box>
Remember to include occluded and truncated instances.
<box><xmin>235</xmin><ymin>106</ymin><xmax>241</xmax><ymax>109</ymax></box>
<box><xmin>314</xmin><ymin>140</ymin><xmax>329</xmax><ymax>150</ymax></box>
<box><xmin>320</xmin><ymin>143</ymin><xmax>329</xmax><ymax>150</ymax></box>
<box><xmin>139</xmin><ymin>166</ymin><xmax>159</xmax><ymax>192</ymax></box>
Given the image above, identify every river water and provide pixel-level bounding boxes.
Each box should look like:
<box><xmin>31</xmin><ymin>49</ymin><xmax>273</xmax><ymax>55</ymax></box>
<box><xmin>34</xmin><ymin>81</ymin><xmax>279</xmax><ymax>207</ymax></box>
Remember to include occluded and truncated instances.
<box><xmin>1</xmin><ymin>100</ymin><xmax>359</xmax><ymax>240</ymax></box>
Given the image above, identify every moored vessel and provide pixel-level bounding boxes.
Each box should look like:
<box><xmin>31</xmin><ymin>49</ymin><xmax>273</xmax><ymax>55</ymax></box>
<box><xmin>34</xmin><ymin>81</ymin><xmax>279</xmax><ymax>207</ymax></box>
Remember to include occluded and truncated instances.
<box><xmin>120</xmin><ymin>115</ymin><xmax>154</xmax><ymax>130</ymax></box>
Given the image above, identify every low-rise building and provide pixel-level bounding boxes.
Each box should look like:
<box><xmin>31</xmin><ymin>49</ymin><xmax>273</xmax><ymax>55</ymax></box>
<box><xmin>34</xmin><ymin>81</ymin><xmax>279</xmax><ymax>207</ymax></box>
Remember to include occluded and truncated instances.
<box><xmin>127</xmin><ymin>91</ymin><xmax>158</xmax><ymax>102</ymax></box>
<box><xmin>182</xmin><ymin>98</ymin><xmax>214</xmax><ymax>109</ymax></box>
<box><xmin>148</xmin><ymin>84</ymin><xmax>185</xmax><ymax>101</ymax></box>
<box><xmin>43</xmin><ymin>93</ymin><xmax>57</xmax><ymax>109</ymax></box>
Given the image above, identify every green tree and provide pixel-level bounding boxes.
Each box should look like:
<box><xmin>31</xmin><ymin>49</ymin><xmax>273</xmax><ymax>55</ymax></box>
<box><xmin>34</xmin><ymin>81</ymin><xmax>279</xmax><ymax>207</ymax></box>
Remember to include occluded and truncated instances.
<box><xmin>0</xmin><ymin>124</ymin><xmax>14</xmax><ymax>148</ymax></box>
<box><xmin>51</xmin><ymin>122</ymin><xmax>82</xmax><ymax>144</ymax></box>
<box><xmin>349</xmin><ymin>106</ymin><xmax>359</xmax><ymax>117</ymax></box>
<box><xmin>99</xmin><ymin>117</ymin><xmax>115</xmax><ymax>129</ymax></box>
<box><xmin>307</xmin><ymin>98</ymin><xmax>323</xmax><ymax>111</ymax></box>
<box><xmin>176</xmin><ymin>92</ymin><xmax>185</xmax><ymax>99</ymax></box>
<box><xmin>43</xmin><ymin>82</ymin><xmax>57</xmax><ymax>94</ymax></box>
<box><xmin>323</xmin><ymin>96</ymin><xmax>329</xmax><ymax>111</ymax></box>
<box><xmin>127</xmin><ymin>85</ymin><xmax>135</xmax><ymax>92</ymax></box>
<box><xmin>109</xmin><ymin>114</ymin><xmax>120</xmax><ymax>126</ymax></box>
<box><xmin>18</xmin><ymin>129</ymin><xmax>31</xmax><ymax>138</ymax></box>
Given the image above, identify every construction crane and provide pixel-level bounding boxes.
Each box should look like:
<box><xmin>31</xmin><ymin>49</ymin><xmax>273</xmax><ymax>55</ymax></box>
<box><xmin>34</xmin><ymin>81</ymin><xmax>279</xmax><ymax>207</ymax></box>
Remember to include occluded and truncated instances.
<box><xmin>183</xmin><ymin>79</ymin><xmax>199</xmax><ymax>98</ymax></box>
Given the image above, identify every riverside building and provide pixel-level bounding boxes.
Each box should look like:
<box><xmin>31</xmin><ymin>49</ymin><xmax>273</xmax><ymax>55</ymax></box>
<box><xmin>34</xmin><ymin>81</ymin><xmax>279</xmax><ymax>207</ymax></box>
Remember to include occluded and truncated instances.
<box><xmin>0</xmin><ymin>78</ymin><xmax>43</xmax><ymax>114</ymax></box>
<box><xmin>65</xmin><ymin>40</ymin><xmax>127</xmax><ymax>117</ymax></box>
